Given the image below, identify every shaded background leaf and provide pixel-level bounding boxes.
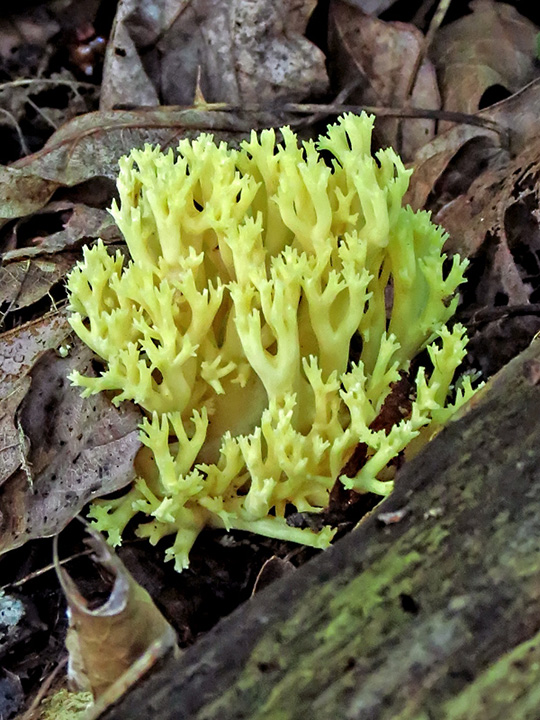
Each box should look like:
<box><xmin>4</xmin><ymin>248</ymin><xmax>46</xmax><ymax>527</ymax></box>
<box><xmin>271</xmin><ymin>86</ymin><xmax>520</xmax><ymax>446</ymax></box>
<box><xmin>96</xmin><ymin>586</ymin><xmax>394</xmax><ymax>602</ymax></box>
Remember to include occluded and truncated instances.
<box><xmin>101</xmin><ymin>0</ymin><xmax>328</xmax><ymax>110</ymax></box>
<box><xmin>329</xmin><ymin>0</ymin><xmax>440</xmax><ymax>158</ymax></box>
<box><xmin>431</xmin><ymin>0</ymin><xmax>540</xmax><ymax>131</ymax></box>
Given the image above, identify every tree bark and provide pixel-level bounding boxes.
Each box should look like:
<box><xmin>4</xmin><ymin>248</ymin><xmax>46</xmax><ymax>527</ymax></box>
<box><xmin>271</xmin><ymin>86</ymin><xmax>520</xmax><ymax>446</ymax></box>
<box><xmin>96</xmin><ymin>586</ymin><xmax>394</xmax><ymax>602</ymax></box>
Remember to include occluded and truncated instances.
<box><xmin>99</xmin><ymin>338</ymin><xmax>540</xmax><ymax>720</ymax></box>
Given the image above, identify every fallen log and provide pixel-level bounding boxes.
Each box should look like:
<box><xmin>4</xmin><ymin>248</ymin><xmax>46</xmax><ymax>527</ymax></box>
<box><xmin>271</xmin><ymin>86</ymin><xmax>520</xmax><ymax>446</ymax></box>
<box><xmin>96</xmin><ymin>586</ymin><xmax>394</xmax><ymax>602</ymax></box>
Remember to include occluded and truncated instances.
<box><xmin>99</xmin><ymin>338</ymin><xmax>540</xmax><ymax>720</ymax></box>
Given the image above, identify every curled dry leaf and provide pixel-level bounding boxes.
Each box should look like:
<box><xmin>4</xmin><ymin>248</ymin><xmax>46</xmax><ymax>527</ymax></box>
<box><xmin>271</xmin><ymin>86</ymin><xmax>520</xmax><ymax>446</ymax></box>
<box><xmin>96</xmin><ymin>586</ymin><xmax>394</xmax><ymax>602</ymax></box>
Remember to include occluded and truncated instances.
<box><xmin>0</xmin><ymin>204</ymin><xmax>119</xmax><ymax>322</ymax></box>
<box><xmin>0</xmin><ymin>341</ymin><xmax>142</xmax><ymax>554</ymax></box>
<box><xmin>101</xmin><ymin>0</ymin><xmax>327</xmax><ymax>110</ymax></box>
<box><xmin>6</xmin><ymin>203</ymin><xmax>119</xmax><ymax>256</ymax></box>
<box><xmin>406</xmin><ymin>79</ymin><xmax>540</xmax><ymax>212</ymax></box>
<box><xmin>437</xmin><ymin>138</ymin><xmax>540</xmax><ymax>304</ymax></box>
<box><xmin>328</xmin><ymin>0</ymin><xmax>440</xmax><ymax>159</ymax></box>
<box><xmin>418</xmin><ymin>134</ymin><xmax>540</xmax><ymax>375</ymax></box>
<box><xmin>56</xmin><ymin>524</ymin><xmax>177</xmax><ymax>703</ymax></box>
<box><xmin>1</xmin><ymin>108</ymin><xmax>257</xmax><ymax>221</ymax></box>
<box><xmin>431</xmin><ymin>0</ymin><xmax>540</xmax><ymax>132</ymax></box>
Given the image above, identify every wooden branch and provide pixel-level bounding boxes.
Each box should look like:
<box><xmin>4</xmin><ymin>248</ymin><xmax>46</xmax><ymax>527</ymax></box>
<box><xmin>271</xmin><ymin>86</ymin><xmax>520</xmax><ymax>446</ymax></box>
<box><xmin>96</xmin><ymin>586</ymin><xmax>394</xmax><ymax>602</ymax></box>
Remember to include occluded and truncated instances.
<box><xmin>99</xmin><ymin>338</ymin><xmax>540</xmax><ymax>720</ymax></box>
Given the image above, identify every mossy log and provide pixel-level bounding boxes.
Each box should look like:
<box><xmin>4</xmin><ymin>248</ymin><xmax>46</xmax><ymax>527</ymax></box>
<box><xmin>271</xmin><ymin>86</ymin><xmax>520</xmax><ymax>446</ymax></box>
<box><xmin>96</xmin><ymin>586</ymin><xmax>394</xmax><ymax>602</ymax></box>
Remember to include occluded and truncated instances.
<box><xmin>100</xmin><ymin>339</ymin><xmax>540</xmax><ymax>720</ymax></box>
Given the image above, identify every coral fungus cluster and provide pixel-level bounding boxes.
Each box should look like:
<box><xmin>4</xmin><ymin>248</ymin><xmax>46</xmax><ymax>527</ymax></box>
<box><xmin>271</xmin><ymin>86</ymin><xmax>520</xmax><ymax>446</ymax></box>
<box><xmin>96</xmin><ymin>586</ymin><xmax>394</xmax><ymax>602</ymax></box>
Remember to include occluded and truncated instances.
<box><xmin>67</xmin><ymin>113</ymin><xmax>474</xmax><ymax>570</ymax></box>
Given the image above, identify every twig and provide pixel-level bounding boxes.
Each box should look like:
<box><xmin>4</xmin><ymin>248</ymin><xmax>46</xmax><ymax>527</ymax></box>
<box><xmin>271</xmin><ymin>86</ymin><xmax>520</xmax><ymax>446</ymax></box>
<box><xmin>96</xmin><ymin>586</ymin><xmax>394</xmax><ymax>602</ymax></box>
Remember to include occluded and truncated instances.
<box><xmin>278</xmin><ymin>102</ymin><xmax>504</xmax><ymax>136</ymax></box>
<box><xmin>18</xmin><ymin>657</ymin><xmax>69</xmax><ymax>720</ymax></box>
<box><xmin>404</xmin><ymin>0</ymin><xmax>453</xmax><ymax>102</ymax></box>
<box><xmin>397</xmin><ymin>0</ymin><xmax>453</xmax><ymax>151</ymax></box>
<box><xmin>0</xmin><ymin>107</ymin><xmax>29</xmax><ymax>155</ymax></box>
<box><xmin>289</xmin><ymin>80</ymin><xmax>364</xmax><ymax>130</ymax></box>
<box><xmin>0</xmin><ymin>548</ymin><xmax>94</xmax><ymax>592</ymax></box>
<box><xmin>25</xmin><ymin>96</ymin><xmax>59</xmax><ymax>130</ymax></box>
<box><xmin>0</xmin><ymin>78</ymin><xmax>96</xmax><ymax>93</ymax></box>
<box><xmin>462</xmin><ymin>303</ymin><xmax>540</xmax><ymax>328</ymax></box>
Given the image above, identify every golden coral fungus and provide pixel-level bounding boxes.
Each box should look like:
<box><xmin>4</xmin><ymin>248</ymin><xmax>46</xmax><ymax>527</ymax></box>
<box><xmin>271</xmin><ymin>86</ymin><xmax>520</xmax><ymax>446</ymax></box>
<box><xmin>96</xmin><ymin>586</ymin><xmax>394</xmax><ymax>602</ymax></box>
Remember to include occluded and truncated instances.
<box><xmin>67</xmin><ymin>113</ymin><xmax>474</xmax><ymax>570</ymax></box>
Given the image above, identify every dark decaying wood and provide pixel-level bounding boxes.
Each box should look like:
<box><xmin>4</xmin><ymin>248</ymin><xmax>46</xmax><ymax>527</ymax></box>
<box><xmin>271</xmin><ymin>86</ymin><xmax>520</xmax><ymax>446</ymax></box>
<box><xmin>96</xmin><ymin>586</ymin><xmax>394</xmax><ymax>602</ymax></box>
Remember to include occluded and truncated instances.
<box><xmin>99</xmin><ymin>338</ymin><xmax>540</xmax><ymax>720</ymax></box>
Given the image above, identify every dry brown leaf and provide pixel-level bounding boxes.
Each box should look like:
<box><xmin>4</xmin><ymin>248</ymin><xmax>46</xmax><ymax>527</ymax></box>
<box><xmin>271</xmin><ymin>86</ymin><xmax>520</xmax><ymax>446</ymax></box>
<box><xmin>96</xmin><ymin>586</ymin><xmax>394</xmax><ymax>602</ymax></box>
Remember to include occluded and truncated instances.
<box><xmin>328</xmin><ymin>0</ymin><xmax>440</xmax><ymax>158</ymax></box>
<box><xmin>0</xmin><ymin>379</ymin><xmax>30</xmax><ymax>491</ymax></box>
<box><xmin>0</xmin><ymin>107</ymin><xmax>259</xmax><ymax>221</ymax></box>
<box><xmin>412</xmin><ymin>139</ymin><xmax>540</xmax><ymax>307</ymax></box>
<box><xmin>407</xmin><ymin>78</ymin><xmax>540</xmax><ymax>212</ymax></box>
<box><xmin>0</xmin><ymin>342</ymin><xmax>142</xmax><ymax>553</ymax></box>
<box><xmin>403</xmin><ymin>72</ymin><xmax>540</xmax><ymax>375</ymax></box>
<box><xmin>101</xmin><ymin>0</ymin><xmax>328</xmax><ymax>110</ymax></box>
<box><xmin>0</xmin><ymin>311</ymin><xmax>71</xmax><ymax>405</ymax></box>
<box><xmin>0</xmin><ymin>311</ymin><xmax>72</xmax><ymax>489</ymax></box>
<box><xmin>0</xmin><ymin>205</ymin><xmax>118</xmax><ymax>322</ymax></box>
<box><xmin>0</xmin><ymin>252</ymin><xmax>79</xmax><ymax>317</ymax></box>
<box><xmin>431</xmin><ymin>0</ymin><xmax>539</xmax><ymax>132</ymax></box>
<box><xmin>436</xmin><ymin>138</ymin><xmax>540</xmax><ymax>301</ymax></box>
<box><xmin>36</xmin><ymin>207</ymin><xmax>115</xmax><ymax>253</ymax></box>
<box><xmin>57</xmin><ymin>524</ymin><xmax>176</xmax><ymax>702</ymax></box>
<box><xmin>0</xmin><ymin>165</ymin><xmax>59</xmax><ymax>220</ymax></box>
<box><xmin>45</xmin><ymin>205</ymin><xmax>114</xmax><ymax>244</ymax></box>
<box><xmin>4</xmin><ymin>203</ymin><xmax>119</xmax><ymax>257</ymax></box>
<box><xmin>420</xmin><ymin>137</ymin><xmax>540</xmax><ymax>376</ymax></box>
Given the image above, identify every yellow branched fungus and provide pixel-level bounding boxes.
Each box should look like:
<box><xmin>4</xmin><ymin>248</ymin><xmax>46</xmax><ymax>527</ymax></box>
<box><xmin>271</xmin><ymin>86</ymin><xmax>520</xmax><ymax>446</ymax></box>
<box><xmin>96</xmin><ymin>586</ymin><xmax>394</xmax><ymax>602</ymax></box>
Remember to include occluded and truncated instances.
<box><xmin>67</xmin><ymin>113</ymin><xmax>475</xmax><ymax>570</ymax></box>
